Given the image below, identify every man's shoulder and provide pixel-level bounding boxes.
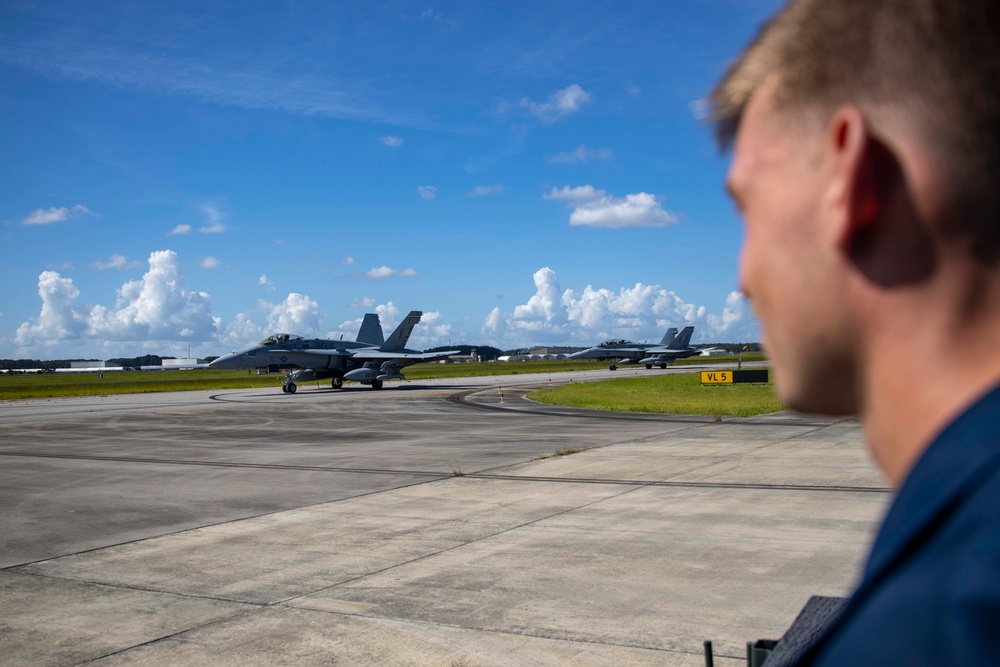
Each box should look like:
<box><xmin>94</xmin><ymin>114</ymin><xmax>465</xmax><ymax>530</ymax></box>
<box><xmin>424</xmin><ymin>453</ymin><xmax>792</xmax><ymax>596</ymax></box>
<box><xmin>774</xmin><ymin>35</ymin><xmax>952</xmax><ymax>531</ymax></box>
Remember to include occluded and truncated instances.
<box><xmin>813</xmin><ymin>402</ymin><xmax>1000</xmax><ymax>666</ymax></box>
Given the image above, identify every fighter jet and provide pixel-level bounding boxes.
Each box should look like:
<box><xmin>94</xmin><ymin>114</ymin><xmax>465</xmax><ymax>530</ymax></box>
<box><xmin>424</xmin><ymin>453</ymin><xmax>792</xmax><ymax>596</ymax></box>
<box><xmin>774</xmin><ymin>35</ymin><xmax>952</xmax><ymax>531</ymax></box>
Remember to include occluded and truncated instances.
<box><xmin>209</xmin><ymin>311</ymin><xmax>457</xmax><ymax>392</ymax></box>
<box><xmin>568</xmin><ymin>326</ymin><xmax>709</xmax><ymax>370</ymax></box>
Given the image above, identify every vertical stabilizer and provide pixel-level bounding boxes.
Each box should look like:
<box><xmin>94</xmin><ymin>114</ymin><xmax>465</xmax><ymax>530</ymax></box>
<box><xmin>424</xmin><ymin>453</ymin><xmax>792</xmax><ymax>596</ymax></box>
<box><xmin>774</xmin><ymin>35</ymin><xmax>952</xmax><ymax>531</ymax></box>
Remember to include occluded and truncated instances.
<box><xmin>670</xmin><ymin>326</ymin><xmax>694</xmax><ymax>349</ymax></box>
<box><xmin>381</xmin><ymin>311</ymin><xmax>423</xmax><ymax>352</ymax></box>
<box><xmin>659</xmin><ymin>327</ymin><xmax>678</xmax><ymax>347</ymax></box>
<box><xmin>356</xmin><ymin>313</ymin><xmax>384</xmax><ymax>346</ymax></box>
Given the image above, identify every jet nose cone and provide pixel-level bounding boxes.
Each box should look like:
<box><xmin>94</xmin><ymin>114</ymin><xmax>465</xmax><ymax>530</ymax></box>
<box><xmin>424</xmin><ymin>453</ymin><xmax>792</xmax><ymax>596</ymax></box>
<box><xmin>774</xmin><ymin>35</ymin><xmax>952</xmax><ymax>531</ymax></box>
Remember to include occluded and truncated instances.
<box><xmin>210</xmin><ymin>353</ymin><xmax>239</xmax><ymax>370</ymax></box>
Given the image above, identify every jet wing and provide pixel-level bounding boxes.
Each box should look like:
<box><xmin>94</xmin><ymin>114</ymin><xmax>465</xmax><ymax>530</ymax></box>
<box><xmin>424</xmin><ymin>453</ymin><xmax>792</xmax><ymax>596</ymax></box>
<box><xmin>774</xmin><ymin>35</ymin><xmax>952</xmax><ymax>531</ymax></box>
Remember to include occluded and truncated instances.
<box><xmin>284</xmin><ymin>349</ymin><xmax>354</xmax><ymax>357</ymax></box>
<box><xmin>351</xmin><ymin>350</ymin><xmax>460</xmax><ymax>361</ymax></box>
<box><xmin>644</xmin><ymin>346</ymin><xmax>716</xmax><ymax>358</ymax></box>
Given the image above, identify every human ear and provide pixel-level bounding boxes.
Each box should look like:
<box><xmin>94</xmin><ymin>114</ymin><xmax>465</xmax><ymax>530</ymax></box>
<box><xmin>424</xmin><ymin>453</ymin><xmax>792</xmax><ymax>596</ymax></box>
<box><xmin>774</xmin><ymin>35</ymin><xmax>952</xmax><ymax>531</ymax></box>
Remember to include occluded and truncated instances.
<box><xmin>827</xmin><ymin>107</ymin><xmax>888</xmax><ymax>253</ymax></box>
<box><xmin>828</xmin><ymin>108</ymin><xmax>934</xmax><ymax>286</ymax></box>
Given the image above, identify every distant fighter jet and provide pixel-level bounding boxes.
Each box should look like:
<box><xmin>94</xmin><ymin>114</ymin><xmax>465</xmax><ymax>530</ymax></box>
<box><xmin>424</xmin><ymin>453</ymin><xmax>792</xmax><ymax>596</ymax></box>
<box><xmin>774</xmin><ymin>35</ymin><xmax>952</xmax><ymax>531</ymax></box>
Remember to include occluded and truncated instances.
<box><xmin>209</xmin><ymin>311</ymin><xmax>457</xmax><ymax>392</ymax></box>
<box><xmin>568</xmin><ymin>326</ymin><xmax>710</xmax><ymax>370</ymax></box>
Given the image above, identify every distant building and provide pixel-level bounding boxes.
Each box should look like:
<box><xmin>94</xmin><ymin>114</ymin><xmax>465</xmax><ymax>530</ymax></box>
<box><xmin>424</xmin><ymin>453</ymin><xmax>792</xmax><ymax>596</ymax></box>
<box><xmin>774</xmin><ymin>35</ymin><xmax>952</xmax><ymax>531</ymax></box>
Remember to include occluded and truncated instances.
<box><xmin>162</xmin><ymin>358</ymin><xmax>203</xmax><ymax>368</ymax></box>
<box><xmin>60</xmin><ymin>362</ymin><xmax>124</xmax><ymax>373</ymax></box>
<box><xmin>444</xmin><ymin>348</ymin><xmax>481</xmax><ymax>364</ymax></box>
<box><xmin>70</xmin><ymin>361</ymin><xmax>108</xmax><ymax>369</ymax></box>
<box><xmin>143</xmin><ymin>358</ymin><xmax>211</xmax><ymax>370</ymax></box>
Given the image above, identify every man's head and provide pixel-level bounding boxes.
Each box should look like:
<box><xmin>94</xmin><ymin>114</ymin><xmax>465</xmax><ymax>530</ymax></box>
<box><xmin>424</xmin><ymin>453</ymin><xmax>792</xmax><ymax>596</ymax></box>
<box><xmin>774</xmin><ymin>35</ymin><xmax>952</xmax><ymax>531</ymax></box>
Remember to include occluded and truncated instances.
<box><xmin>713</xmin><ymin>0</ymin><xmax>1000</xmax><ymax>415</ymax></box>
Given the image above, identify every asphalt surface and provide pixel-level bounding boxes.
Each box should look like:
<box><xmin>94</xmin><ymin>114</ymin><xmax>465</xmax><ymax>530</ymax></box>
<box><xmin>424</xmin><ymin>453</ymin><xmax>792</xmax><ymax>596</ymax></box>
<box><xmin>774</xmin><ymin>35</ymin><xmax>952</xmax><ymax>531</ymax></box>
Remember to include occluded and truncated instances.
<box><xmin>0</xmin><ymin>367</ymin><xmax>890</xmax><ymax>665</ymax></box>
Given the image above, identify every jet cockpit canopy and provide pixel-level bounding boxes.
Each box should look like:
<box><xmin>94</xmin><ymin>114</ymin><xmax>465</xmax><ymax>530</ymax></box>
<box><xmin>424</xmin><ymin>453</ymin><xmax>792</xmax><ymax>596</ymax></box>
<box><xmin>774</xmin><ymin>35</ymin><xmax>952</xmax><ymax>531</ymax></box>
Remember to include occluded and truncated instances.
<box><xmin>599</xmin><ymin>339</ymin><xmax>629</xmax><ymax>347</ymax></box>
<box><xmin>259</xmin><ymin>333</ymin><xmax>304</xmax><ymax>346</ymax></box>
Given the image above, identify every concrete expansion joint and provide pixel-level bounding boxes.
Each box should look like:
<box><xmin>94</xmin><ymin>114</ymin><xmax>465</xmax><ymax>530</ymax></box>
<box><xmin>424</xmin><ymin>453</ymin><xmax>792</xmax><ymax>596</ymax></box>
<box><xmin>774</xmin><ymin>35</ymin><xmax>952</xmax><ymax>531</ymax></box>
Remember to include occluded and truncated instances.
<box><xmin>276</xmin><ymin>486</ymin><xmax>644</xmax><ymax>610</ymax></box>
<box><xmin>78</xmin><ymin>608</ymin><xmax>262</xmax><ymax>665</ymax></box>
<box><xmin>277</xmin><ymin>607</ymin><xmax>709</xmax><ymax>660</ymax></box>
<box><xmin>13</xmin><ymin>567</ymin><xmax>266</xmax><ymax>609</ymax></box>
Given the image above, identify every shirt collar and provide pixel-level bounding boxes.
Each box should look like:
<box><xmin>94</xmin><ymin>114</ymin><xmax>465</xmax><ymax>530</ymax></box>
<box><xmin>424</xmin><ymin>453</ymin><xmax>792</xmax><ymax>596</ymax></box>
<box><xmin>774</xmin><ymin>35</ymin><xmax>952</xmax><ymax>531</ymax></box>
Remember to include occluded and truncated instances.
<box><xmin>861</xmin><ymin>381</ymin><xmax>1000</xmax><ymax>589</ymax></box>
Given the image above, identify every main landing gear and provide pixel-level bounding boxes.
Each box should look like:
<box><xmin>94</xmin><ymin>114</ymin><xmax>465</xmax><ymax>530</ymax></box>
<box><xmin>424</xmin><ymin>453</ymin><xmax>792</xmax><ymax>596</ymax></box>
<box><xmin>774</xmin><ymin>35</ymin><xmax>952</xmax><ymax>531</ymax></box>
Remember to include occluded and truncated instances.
<box><xmin>371</xmin><ymin>379</ymin><xmax>383</xmax><ymax>390</ymax></box>
<box><xmin>609</xmin><ymin>363</ymin><xmax>617</xmax><ymax>371</ymax></box>
<box><xmin>331</xmin><ymin>377</ymin><xmax>343</xmax><ymax>389</ymax></box>
<box><xmin>282</xmin><ymin>383</ymin><xmax>297</xmax><ymax>393</ymax></box>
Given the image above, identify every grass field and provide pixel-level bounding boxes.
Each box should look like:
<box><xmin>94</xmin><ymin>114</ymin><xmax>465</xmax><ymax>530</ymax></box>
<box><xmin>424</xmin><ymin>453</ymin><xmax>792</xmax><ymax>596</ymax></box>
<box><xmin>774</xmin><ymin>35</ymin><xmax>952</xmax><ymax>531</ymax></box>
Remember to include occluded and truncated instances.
<box><xmin>0</xmin><ymin>370</ymin><xmax>283</xmax><ymax>400</ymax></box>
<box><xmin>0</xmin><ymin>353</ymin><xmax>767</xmax><ymax>401</ymax></box>
<box><xmin>528</xmin><ymin>372</ymin><xmax>783</xmax><ymax>417</ymax></box>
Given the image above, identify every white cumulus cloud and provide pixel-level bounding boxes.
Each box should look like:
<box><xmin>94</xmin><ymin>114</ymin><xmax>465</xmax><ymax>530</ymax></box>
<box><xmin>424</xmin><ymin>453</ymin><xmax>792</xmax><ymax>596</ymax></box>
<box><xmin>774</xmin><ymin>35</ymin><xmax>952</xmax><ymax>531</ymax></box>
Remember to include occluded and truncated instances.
<box><xmin>14</xmin><ymin>271</ymin><xmax>88</xmax><ymax>346</ymax></box>
<box><xmin>94</xmin><ymin>254</ymin><xmax>140</xmax><ymax>271</ymax></box>
<box><xmin>521</xmin><ymin>84</ymin><xmax>591</xmax><ymax>122</ymax></box>
<box><xmin>545</xmin><ymin>185</ymin><xmax>679</xmax><ymax>229</ymax></box>
<box><xmin>480</xmin><ymin>267</ymin><xmax>758</xmax><ymax>348</ymax></box>
<box><xmin>569</xmin><ymin>193</ymin><xmax>678</xmax><ymax>228</ymax></box>
<box><xmin>417</xmin><ymin>185</ymin><xmax>437</xmax><ymax>200</ymax></box>
<box><xmin>199</xmin><ymin>256</ymin><xmax>221</xmax><ymax>269</ymax></box>
<box><xmin>168</xmin><ymin>224</ymin><xmax>192</xmax><ymax>236</ymax></box>
<box><xmin>333</xmin><ymin>302</ymin><xmax>452</xmax><ymax>349</ymax></box>
<box><xmin>218</xmin><ymin>292</ymin><xmax>323</xmax><ymax>350</ymax></box>
<box><xmin>15</xmin><ymin>250</ymin><xmax>219</xmax><ymax>351</ymax></box>
<box><xmin>543</xmin><ymin>185</ymin><xmax>607</xmax><ymax>202</ymax></box>
<box><xmin>381</xmin><ymin>135</ymin><xmax>403</xmax><ymax>147</ymax></box>
<box><xmin>21</xmin><ymin>204</ymin><xmax>95</xmax><ymax>226</ymax></box>
<box><xmin>349</xmin><ymin>296</ymin><xmax>377</xmax><ymax>308</ymax></box>
<box><xmin>260</xmin><ymin>293</ymin><xmax>321</xmax><ymax>334</ymax></box>
<box><xmin>342</xmin><ymin>256</ymin><xmax>356</xmax><ymax>265</ymax></box>
<box><xmin>406</xmin><ymin>310</ymin><xmax>452</xmax><ymax>349</ymax></box>
<box><xmin>218</xmin><ymin>312</ymin><xmax>265</xmax><ymax>353</ymax></box>
<box><xmin>364</xmin><ymin>266</ymin><xmax>418</xmax><ymax>279</ymax></box>
<box><xmin>258</xmin><ymin>275</ymin><xmax>276</xmax><ymax>292</ymax></box>
<box><xmin>333</xmin><ymin>301</ymin><xmax>401</xmax><ymax>340</ymax></box>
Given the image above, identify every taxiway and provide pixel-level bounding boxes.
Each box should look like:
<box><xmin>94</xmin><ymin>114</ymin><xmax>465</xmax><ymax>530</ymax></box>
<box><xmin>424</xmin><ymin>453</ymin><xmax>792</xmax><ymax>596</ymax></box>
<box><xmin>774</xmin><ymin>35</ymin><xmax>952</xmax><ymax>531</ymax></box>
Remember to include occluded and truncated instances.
<box><xmin>0</xmin><ymin>368</ymin><xmax>888</xmax><ymax>665</ymax></box>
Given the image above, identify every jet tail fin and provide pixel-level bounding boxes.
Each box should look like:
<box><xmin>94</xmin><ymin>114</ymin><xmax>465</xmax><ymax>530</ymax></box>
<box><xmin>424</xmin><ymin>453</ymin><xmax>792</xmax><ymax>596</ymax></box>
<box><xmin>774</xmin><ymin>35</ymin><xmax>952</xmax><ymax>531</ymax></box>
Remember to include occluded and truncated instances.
<box><xmin>381</xmin><ymin>311</ymin><xmax>422</xmax><ymax>352</ymax></box>
<box><xmin>659</xmin><ymin>327</ymin><xmax>678</xmax><ymax>346</ymax></box>
<box><xmin>670</xmin><ymin>326</ymin><xmax>694</xmax><ymax>349</ymax></box>
<box><xmin>356</xmin><ymin>313</ymin><xmax>384</xmax><ymax>346</ymax></box>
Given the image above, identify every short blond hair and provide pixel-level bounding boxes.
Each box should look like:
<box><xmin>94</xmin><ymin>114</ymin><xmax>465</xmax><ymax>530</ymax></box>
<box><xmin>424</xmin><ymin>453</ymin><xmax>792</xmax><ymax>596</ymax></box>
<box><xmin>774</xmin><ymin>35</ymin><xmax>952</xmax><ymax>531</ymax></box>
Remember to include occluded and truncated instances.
<box><xmin>710</xmin><ymin>0</ymin><xmax>1000</xmax><ymax>262</ymax></box>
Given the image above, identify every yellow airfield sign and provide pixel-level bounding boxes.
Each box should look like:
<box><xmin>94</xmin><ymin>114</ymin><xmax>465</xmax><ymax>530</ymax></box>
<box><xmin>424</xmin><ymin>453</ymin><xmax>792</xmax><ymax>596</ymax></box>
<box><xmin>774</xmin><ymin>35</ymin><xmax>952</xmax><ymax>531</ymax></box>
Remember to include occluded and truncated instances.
<box><xmin>700</xmin><ymin>370</ymin><xmax>733</xmax><ymax>384</ymax></box>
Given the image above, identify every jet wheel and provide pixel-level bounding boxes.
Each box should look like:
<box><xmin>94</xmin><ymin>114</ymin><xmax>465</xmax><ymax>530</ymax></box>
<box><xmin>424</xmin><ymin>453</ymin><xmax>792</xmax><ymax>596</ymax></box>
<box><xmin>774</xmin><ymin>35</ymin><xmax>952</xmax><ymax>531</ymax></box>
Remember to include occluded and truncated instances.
<box><xmin>609</xmin><ymin>363</ymin><xmax>617</xmax><ymax>371</ymax></box>
<box><xmin>645</xmin><ymin>364</ymin><xmax>652</xmax><ymax>370</ymax></box>
<box><xmin>659</xmin><ymin>363</ymin><xmax>667</xmax><ymax>369</ymax></box>
<box><xmin>371</xmin><ymin>379</ymin><xmax>383</xmax><ymax>390</ymax></box>
<box><xmin>282</xmin><ymin>385</ymin><xmax>289</xmax><ymax>393</ymax></box>
<box><xmin>287</xmin><ymin>383</ymin><xmax>297</xmax><ymax>394</ymax></box>
<box><xmin>331</xmin><ymin>377</ymin><xmax>343</xmax><ymax>389</ymax></box>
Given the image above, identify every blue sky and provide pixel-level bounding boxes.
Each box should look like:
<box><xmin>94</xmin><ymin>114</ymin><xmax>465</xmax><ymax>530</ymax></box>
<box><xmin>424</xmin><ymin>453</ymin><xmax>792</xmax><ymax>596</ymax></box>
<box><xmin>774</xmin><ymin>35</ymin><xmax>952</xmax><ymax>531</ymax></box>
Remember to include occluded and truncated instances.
<box><xmin>0</xmin><ymin>1</ymin><xmax>781</xmax><ymax>360</ymax></box>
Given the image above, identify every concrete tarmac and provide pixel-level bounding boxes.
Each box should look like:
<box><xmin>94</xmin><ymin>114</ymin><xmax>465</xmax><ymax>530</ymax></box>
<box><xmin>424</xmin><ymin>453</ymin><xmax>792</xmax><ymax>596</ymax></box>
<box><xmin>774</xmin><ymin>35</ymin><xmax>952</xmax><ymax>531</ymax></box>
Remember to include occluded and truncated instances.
<box><xmin>0</xmin><ymin>368</ymin><xmax>889</xmax><ymax>665</ymax></box>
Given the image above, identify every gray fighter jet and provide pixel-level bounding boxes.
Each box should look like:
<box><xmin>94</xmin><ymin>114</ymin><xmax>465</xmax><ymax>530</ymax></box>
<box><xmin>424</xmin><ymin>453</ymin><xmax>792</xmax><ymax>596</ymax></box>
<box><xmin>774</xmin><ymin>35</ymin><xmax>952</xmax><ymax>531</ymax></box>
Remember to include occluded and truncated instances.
<box><xmin>568</xmin><ymin>326</ymin><xmax>710</xmax><ymax>370</ymax></box>
<box><xmin>209</xmin><ymin>311</ymin><xmax>457</xmax><ymax>392</ymax></box>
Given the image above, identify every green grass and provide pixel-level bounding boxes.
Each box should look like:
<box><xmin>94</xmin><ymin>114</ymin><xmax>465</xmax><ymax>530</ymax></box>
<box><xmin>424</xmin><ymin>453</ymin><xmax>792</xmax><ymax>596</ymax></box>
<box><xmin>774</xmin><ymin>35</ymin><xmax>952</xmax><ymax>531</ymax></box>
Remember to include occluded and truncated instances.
<box><xmin>527</xmin><ymin>372</ymin><xmax>784</xmax><ymax>417</ymax></box>
<box><xmin>403</xmin><ymin>352</ymin><xmax>766</xmax><ymax>379</ymax></box>
<box><xmin>0</xmin><ymin>370</ymin><xmax>282</xmax><ymax>400</ymax></box>
<box><xmin>0</xmin><ymin>353</ymin><xmax>768</xmax><ymax>401</ymax></box>
<box><xmin>533</xmin><ymin>445</ymin><xmax>602</xmax><ymax>460</ymax></box>
<box><xmin>670</xmin><ymin>352</ymin><xmax>766</xmax><ymax>366</ymax></box>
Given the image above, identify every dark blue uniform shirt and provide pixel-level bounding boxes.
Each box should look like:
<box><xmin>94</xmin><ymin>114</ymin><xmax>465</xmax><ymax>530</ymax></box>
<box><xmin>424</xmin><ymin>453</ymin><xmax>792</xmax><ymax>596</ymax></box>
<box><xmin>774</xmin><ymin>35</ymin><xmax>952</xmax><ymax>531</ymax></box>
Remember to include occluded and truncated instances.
<box><xmin>803</xmin><ymin>382</ymin><xmax>1000</xmax><ymax>665</ymax></box>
